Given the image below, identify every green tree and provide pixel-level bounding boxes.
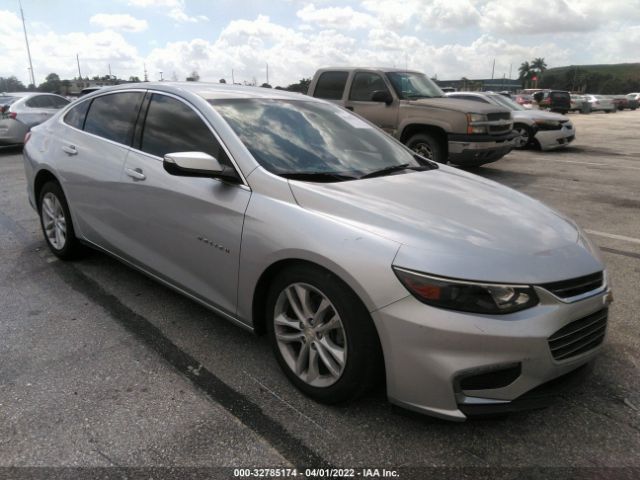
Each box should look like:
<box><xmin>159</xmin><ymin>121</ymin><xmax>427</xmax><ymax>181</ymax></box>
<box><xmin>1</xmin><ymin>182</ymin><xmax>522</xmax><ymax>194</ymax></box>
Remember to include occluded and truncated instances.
<box><xmin>531</xmin><ymin>58</ymin><xmax>547</xmax><ymax>87</ymax></box>
<box><xmin>186</xmin><ymin>71</ymin><xmax>200</xmax><ymax>82</ymax></box>
<box><xmin>518</xmin><ymin>62</ymin><xmax>531</xmax><ymax>88</ymax></box>
<box><xmin>0</xmin><ymin>76</ymin><xmax>27</xmax><ymax>91</ymax></box>
<box><xmin>38</xmin><ymin>73</ymin><xmax>62</xmax><ymax>93</ymax></box>
<box><xmin>285</xmin><ymin>78</ymin><xmax>311</xmax><ymax>94</ymax></box>
<box><xmin>129</xmin><ymin>76</ymin><xmax>141</xmax><ymax>82</ymax></box>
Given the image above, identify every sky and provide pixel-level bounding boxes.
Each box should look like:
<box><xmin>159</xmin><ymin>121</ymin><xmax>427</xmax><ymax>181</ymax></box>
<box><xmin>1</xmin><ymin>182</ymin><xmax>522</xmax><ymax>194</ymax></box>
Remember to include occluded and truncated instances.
<box><xmin>1</xmin><ymin>0</ymin><xmax>639</xmax><ymax>87</ymax></box>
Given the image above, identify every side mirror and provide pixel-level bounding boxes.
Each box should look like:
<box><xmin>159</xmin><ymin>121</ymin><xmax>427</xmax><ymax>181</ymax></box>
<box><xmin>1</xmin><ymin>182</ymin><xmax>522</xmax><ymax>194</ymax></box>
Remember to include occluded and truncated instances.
<box><xmin>371</xmin><ymin>90</ymin><xmax>393</xmax><ymax>105</ymax></box>
<box><xmin>163</xmin><ymin>151</ymin><xmax>241</xmax><ymax>183</ymax></box>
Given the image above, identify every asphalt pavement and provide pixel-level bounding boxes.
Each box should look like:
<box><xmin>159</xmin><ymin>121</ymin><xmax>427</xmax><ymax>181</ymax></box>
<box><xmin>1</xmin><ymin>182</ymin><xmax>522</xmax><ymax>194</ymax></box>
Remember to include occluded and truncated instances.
<box><xmin>1</xmin><ymin>110</ymin><xmax>639</xmax><ymax>479</ymax></box>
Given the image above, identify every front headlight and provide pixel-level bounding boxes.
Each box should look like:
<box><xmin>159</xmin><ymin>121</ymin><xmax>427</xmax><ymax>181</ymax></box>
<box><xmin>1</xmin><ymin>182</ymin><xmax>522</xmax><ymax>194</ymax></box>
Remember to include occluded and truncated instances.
<box><xmin>535</xmin><ymin>120</ymin><xmax>562</xmax><ymax>130</ymax></box>
<box><xmin>393</xmin><ymin>267</ymin><xmax>539</xmax><ymax>314</ymax></box>
<box><xmin>467</xmin><ymin>113</ymin><xmax>488</xmax><ymax>134</ymax></box>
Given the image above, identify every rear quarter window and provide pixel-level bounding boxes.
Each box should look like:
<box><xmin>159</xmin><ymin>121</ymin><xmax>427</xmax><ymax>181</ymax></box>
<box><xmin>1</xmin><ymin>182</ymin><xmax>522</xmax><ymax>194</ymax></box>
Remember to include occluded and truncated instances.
<box><xmin>63</xmin><ymin>100</ymin><xmax>91</xmax><ymax>130</ymax></box>
<box><xmin>313</xmin><ymin>72</ymin><xmax>348</xmax><ymax>100</ymax></box>
<box><xmin>83</xmin><ymin>92</ymin><xmax>144</xmax><ymax>145</ymax></box>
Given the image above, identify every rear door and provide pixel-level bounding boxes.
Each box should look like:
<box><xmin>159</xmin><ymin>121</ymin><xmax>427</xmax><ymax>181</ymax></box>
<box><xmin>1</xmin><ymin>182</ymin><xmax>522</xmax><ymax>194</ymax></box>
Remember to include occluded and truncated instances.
<box><xmin>119</xmin><ymin>92</ymin><xmax>250</xmax><ymax>315</ymax></box>
<box><xmin>54</xmin><ymin>91</ymin><xmax>145</xmax><ymax>247</ymax></box>
<box><xmin>344</xmin><ymin>71</ymin><xmax>399</xmax><ymax>134</ymax></box>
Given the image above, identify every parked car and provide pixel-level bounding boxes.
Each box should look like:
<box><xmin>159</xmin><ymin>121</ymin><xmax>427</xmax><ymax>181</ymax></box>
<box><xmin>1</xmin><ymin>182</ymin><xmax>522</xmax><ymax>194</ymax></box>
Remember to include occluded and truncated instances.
<box><xmin>0</xmin><ymin>92</ymin><xmax>69</xmax><ymax>146</ymax></box>
<box><xmin>610</xmin><ymin>95</ymin><xmax>637</xmax><ymax>110</ymax></box>
<box><xmin>585</xmin><ymin>95</ymin><xmax>616</xmax><ymax>113</ymax></box>
<box><xmin>307</xmin><ymin>68</ymin><xmax>517</xmax><ymax>167</ymax></box>
<box><xmin>514</xmin><ymin>93</ymin><xmax>537</xmax><ymax>109</ymax></box>
<box><xmin>627</xmin><ymin>92</ymin><xmax>640</xmax><ymax>102</ymax></box>
<box><xmin>569</xmin><ymin>94</ymin><xmax>588</xmax><ymax>112</ymax></box>
<box><xmin>24</xmin><ymin>83</ymin><xmax>611</xmax><ymax>421</ymax></box>
<box><xmin>532</xmin><ymin>90</ymin><xmax>571</xmax><ymax>114</ymax></box>
<box><xmin>447</xmin><ymin>92</ymin><xmax>575</xmax><ymax>150</ymax></box>
<box><xmin>79</xmin><ymin>87</ymin><xmax>102</xmax><ymax>97</ymax></box>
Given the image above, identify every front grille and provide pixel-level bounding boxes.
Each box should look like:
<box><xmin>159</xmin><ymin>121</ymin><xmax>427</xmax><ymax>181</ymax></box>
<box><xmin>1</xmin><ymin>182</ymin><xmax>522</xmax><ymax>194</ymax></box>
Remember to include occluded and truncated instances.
<box><xmin>487</xmin><ymin>112</ymin><xmax>511</xmax><ymax>121</ymax></box>
<box><xmin>541</xmin><ymin>272</ymin><xmax>603</xmax><ymax>299</ymax></box>
<box><xmin>489</xmin><ymin>124</ymin><xmax>511</xmax><ymax>134</ymax></box>
<box><xmin>548</xmin><ymin>309</ymin><xmax>607</xmax><ymax>361</ymax></box>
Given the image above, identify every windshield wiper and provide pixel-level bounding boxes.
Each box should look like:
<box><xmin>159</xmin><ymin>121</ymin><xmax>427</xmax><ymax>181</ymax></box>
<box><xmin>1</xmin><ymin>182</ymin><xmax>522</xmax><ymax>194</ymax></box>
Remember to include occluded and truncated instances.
<box><xmin>360</xmin><ymin>164</ymin><xmax>413</xmax><ymax>179</ymax></box>
<box><xmin>405</xmin><ymin>94</ymin><xmax>432</xmax><ymax>99</ymax></box>
<box><xmin>279</xmin><ymin>172</ymin><xmax>357</xmax><ymax>182</ymax></box>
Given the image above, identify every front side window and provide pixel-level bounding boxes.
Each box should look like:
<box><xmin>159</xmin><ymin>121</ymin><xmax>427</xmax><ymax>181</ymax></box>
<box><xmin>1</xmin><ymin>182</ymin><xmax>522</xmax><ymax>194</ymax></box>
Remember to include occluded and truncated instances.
<box><xmin>387</xmin><ymin>72</ymin><xmax>444</xmax><ymax>100</ymax></box>
<box><xmin>140</xmin><ymin>94</ymin><xmax>229</xmax><ymax>165</ymax></box>
<box><xmin>63</xmin><ymin>100</ymin><xmax>91</xmax><ymax>130</ymax></box>
<box><xmin>84</xmin><ymin>92</ymin><xmax>144</xmax><ymax>145</ymax></box>
<box><xmin>490</xmin><ymin>95</ymin><xmax>525</xmax><ymax>111</ymax></box>
<box><xmin>211</xmin><ymin>99</ymin><xmax>423</xmax><ymax>178</ymax></box>
<box><xmin>313</xmin><ymin>72</ymin><xmax>348</xmax><ymax>100</ymax></box>
<box><xmin>349</xmin><ymin>72</ymin><xmax>389</xmax><ymax>102</ymax></box>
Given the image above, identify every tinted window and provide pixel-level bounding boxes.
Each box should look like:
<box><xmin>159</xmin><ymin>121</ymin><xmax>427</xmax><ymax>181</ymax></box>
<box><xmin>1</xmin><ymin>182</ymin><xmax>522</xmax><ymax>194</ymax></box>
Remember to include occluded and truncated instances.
<box><xmin>47</xmin><ymin>96</ymin><xmax>70</xmax><ymax>109</ymax></box>
<box><xmin>313</xmin><ymin>72</ymin><xmax>348</xmax><ymax>100</ymax></box>
<box><xmin>26</xmin><ymin>95</ymin><xmax>52</xmax><ymax>108</ymax></box>
<box><xmin>84</xmin><ymin>92</ymin><xmax>144</xmax><ymax>145</ymax></box>
<box><xmin>63</xmin><ymin>100</ymin><xmax>91</xmax><ymax>130</ymax></box>
<box><xmin>349</xmin><ymin>72</ymin><xmax>389</xmax><ymax>101</ymax></box>
<box><xmin>141</xmin><ymin>94</ymin><xmax>229</xmax><ymax>165</ymax></box>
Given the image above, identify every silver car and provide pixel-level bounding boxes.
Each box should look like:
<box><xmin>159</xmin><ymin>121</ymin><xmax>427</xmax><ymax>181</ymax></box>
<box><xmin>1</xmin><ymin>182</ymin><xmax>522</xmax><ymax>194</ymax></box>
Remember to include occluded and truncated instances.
<box><xmin>585</xmin><ymin>95</ymin><xmax>616</xmax><ymax>113</ymax></box>
<box><xmin>0</xmin><ymin>92</ymin><xmax>70</xmax><ymax>145</ymax></box>
<box><xmin>447</xmin><ymin>92</ymin><xmax>575</xmax><ymax>150</ymax></box>
<box><xmin>23</xmin><ymin>83</ymin><xmax>611</xmax><ymax>421</ymax></box>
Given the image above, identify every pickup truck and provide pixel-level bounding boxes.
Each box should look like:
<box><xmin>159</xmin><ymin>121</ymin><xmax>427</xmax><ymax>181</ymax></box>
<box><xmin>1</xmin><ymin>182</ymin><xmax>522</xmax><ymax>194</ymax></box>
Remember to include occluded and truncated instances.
<box><xmin>307</xmin><ymin>67</ymin><xmax>516</xmax><ymax>166</ymax></box>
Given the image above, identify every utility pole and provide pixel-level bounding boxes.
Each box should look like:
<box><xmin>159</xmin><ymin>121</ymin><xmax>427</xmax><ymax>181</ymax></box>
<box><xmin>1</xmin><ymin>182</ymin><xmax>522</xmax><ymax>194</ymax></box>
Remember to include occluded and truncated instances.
<box><xmin>143</xmin><ymin>64</ymin><xmax>148</xmax><ymax>82</ymax></box>
<box><xmin>19</xmin><ymin>0</ymin><xmax>36</xmax><ymax>87</ymax></box>
<box><xmin>491</xmin><ymin>59</ymin><xmax>495</xmax><ymax>80</ymax></box>
<box><xmin>76</xmin><ymin>54</ymin><xmax>82</xmax><ymax>79</ymax></box>
<box><xmin>266</xmin><ymin>63</ymin><xmax>269</xmax><ymax>85</ymax></box>
<box><xmin>232</xmin><ymin>69</ymin><xmax>235</xmax><ymax>84</ymax></box>
<box><xmin>108</xmin><ymin>64</ymin><xmax>112</xmax><ymax>78</ymax></box>
<box><xmin>159</xmin><ymin>71</ymin><xmax>163</xmax><ymax>81</ymax></box>
<box><xmin>509</xmin><ymin>63</ymin><xmax>513</xmax><ymax>80</ymax></box>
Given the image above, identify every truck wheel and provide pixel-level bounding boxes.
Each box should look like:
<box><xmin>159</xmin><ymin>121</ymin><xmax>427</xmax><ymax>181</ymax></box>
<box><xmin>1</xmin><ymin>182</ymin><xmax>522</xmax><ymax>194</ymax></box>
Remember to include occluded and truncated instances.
<box><xmin>406</xmin><ymin>133</ymin><xmax>446</xmax><ymax>163</ymax></box>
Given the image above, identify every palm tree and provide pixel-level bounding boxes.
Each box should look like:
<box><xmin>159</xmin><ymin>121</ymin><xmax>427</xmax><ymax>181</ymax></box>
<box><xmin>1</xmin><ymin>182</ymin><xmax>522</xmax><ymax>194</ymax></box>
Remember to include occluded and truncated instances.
<box><xmin>531</xmin><ymin>58</ymin><xmax>547</xmax><ymax>87</ymax></box>
<box><xmin>518</xmin><ymin>61</ymin><xmax>531</xmax><ymax>88</ymax></box>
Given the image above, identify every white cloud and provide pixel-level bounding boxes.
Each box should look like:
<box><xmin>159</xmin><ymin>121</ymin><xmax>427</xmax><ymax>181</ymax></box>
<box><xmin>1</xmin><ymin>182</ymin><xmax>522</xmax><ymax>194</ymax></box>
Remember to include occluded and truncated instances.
<box><xmin>90</xmin><ymin>13</ymin><xmax>148</xmax><ymax>32</ymax></box>
<box><xmin>296</xmin><ymin>4</ymin><xmax>378</xmax><ymax>30</ymax></box>
<box><xmin>167</xmin><ymin>8</ymin><xmax>209</xmax><ymax>23</ymax></box>
<box><xmin>127</xmin><ymin>0</ymin><xmax>208</xmax><ymax>23</ymax></box>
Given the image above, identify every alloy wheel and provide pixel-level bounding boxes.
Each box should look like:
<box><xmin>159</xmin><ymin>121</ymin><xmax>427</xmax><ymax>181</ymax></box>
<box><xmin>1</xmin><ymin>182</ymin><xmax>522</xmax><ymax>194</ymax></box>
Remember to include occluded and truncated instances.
<box><xmin>41</xmin><ymin>192</ymin><xmax>67</xmax><ymax>250</ymax></box>
<box><xmin>411</xmin><ymin>142</ymin><xmax>434</xmax><ymax>159</ymax></box>
<box><xmin>514</xmin><ymin>127</ymin><xmax>530</xmax><ymax>148</ymax></box>
<box><xmin>273</xmin><ymin>283</ymin><xmax>347</xmax><ymax>388</ymax></box>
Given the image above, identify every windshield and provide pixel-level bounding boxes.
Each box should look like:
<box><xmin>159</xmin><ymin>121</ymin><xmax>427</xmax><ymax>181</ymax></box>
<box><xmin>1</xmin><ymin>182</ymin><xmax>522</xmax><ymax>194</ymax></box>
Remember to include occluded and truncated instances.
<box><xmin>210</xmin><ymin>99</ymin><xmax>423</xmax><ymax>179</ymax></box>
<box><xmin>490</xmin><ymin>94</ymin><xmax>525</xmax><ymax>111</ymax></box>
<box><xmin>386</xmin><ymin>72</ymin><xmax>444</xmax><ymax>99</ymax></box>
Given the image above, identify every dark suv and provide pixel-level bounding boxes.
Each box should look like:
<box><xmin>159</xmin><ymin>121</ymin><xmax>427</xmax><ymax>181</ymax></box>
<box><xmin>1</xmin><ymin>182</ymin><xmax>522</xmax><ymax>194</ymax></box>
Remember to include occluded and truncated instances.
<box><xmin>533</xmin><ymin>90</ymin><xmax>571</xmax><ymax>114</ymax></box>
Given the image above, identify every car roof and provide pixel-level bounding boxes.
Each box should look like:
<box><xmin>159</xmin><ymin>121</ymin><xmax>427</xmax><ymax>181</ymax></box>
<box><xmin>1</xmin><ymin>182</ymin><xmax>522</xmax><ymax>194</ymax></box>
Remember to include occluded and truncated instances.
<box><xmin>314</xmin><ymin>67</ymin><xmax>423</xmax><ymax>74</ymax></box>
<box><xmin>87</xmin><ymin>81</ymin><xmax>317</xmax><ymax>102</ymax></box>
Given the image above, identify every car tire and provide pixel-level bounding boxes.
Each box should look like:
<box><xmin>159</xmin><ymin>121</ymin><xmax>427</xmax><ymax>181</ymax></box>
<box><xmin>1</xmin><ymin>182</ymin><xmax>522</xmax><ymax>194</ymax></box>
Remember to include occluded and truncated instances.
<box><xmin>38</xmin><ymin>181</ymin><xmax>84</xmax><ymax>260</ymax></box>
<box><xmin>513</xmin><ymin>124</ymin><xmax>534</xmax><ymax>149</ymax></box>
<box><xmin>406</xmin><ymin>133</ymin><xmax>446</xmax><ymax>163</ymax></box>
<box><xmin>266</xmin><ymin>264</ymin><xmax>383</xmax><ymax>404</ymax></box>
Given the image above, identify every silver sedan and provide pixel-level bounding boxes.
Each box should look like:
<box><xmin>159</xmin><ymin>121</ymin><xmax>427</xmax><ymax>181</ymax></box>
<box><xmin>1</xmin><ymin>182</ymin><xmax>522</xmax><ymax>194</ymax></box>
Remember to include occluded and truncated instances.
<box><xmin>1</xmin><ymin>92</ymin><xmax>69</xmax><ymax>145</ymax></box>
<box><xmin>23</xmin><ymin>83</ymin><xmax>611</xmax><ymax>421</ymax></box>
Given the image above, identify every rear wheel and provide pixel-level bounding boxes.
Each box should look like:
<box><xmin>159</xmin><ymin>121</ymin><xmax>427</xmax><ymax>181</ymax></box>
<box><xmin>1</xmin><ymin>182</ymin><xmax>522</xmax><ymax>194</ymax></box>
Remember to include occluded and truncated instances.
<box><xmin>266</xmin><ymin>264</ymin><xmax>382</xmax><ymax>404</ymax></box>
<box><xmin>38</xmin><ymin>181</ymin><xmax>84</xmax><ymax>260</ymax></box>
<box><xmin>406</xmin><ymin>133</ymin><xmax>446</xmax><ymax>163</ymax></box>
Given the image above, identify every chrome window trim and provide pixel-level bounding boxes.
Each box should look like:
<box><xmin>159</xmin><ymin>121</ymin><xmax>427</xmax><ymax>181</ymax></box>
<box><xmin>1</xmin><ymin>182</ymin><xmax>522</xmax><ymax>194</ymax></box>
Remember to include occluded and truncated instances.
<box><xmin>56</xmin><ymin>88</ymin><xmax>250</xmax><ymax>189</ymax></box>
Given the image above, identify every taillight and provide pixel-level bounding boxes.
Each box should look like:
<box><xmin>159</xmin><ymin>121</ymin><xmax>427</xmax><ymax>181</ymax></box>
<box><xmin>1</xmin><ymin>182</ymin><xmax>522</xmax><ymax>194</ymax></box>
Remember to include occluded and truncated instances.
<box><xmin>9</xmin><ymin>112</ymin><xmax>17</xmax><ymax>119</ymax></box>
<box><xmin>24</xmin><ymin>132</ymin><xmax>32</xmax><ymax>144</ymax></box>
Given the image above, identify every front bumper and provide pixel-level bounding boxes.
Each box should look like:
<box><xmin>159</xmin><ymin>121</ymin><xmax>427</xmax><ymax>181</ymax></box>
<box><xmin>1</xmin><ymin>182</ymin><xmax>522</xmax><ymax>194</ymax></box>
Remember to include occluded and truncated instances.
<box><xmin>447</xmin><ymin>132</ymin><xmax>518</xmax><ymax>166</ymax></box>
<box><xmin>536</xmin><ymin>125</ymin><xmax>576</xmax><ymax>150</ymax></box>
<box><xmin>371</xmin><ymin>285</ymin><xmax>610</xmax><ymax>421</ymax></box>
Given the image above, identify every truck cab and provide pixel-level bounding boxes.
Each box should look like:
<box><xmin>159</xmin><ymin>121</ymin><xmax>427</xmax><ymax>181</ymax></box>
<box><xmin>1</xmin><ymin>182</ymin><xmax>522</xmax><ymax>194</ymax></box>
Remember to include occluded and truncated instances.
<box><xmin>308</xmin><ymin>67</ymin><xmax>517</xmax><ymax>167</ymax></box>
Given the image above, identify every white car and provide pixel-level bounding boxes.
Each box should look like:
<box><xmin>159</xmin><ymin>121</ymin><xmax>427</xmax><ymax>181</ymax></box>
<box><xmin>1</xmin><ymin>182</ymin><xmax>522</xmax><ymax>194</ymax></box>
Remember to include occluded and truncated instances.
<box><xmin>585</xmin><ymin>95</ymin><xmax>616</xmax><ymax>113</ymax></box>
<box><xmin>447</xmin><ymin>92</ymin><xmax>575</xmax><ymax>150</ymax></box>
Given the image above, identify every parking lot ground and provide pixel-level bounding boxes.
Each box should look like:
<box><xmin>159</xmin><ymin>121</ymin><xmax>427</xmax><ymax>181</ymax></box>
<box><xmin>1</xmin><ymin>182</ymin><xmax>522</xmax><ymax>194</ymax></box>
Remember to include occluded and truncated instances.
<box><xmin>1</xmin><ymin>110</ymin><xmax>639</xmax><ymax>478</ymax></box>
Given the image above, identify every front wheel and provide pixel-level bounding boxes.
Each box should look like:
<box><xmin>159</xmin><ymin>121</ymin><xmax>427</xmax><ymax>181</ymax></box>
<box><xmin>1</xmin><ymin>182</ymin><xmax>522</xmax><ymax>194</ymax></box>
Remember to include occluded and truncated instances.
<box><xmin>266</xmin><ymin>265</ymin><xmax>382</xmax><ymax>404</ymax></box>
<box><xmin>406</xmin><ymin>133</ymin><xmax>446</xmax><ymax>163</ymax></box>
<box><xmin>38</xmin><ymin>181</ymin><xmax>84</xmax><ymax>260</ymax></box>
<box><xmin>513</xmin><ymin>124</ymin><xmax>534</xmax><ymax>149</ymax></box>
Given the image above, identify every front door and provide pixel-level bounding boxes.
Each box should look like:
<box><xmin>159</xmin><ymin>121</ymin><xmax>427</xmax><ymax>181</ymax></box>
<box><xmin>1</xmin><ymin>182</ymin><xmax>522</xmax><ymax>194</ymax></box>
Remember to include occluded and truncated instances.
<box><xmin>344</xmin><ymin>71</ymin><xmax>399</xmax><ymax>134</ymax></box>
<box><xmin>119</xmin><ymin>92</ymin><xmax>250</xmax><ymax>316</ymax></box>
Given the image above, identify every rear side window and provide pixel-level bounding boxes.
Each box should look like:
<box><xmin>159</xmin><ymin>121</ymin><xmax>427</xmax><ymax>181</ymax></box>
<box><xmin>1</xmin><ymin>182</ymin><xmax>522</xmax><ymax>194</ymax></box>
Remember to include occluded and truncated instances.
<box><xmin>47</xmin><ymin>96</ymin><xmax>70</xmax><ymax>109</ymax></box>
<box><xmin>140</xmin><ymin>94</ymin><xmax>229</xmax><ymax>165</ymax></box>
<box><xmin>63</xmin><ymin>100</ymin><xmax>91</xmax><ymax>130</ymax></box>
<box><xmin>313</xmin><ymin>72</ymin><xmax>348</xmax><ymax>100</ymax></box>
<box><xmin>349</xmin><ymin>72</ymin><xmax>389</xmax><ymax>101</ymax></box>
<box><xmin>25</xmin><ymin>95</ymin><xmax>52</xmax><ymax>108</ymax></box>
<box><xmin>84</xmin><ymin>92</ymin><xmax>144</xmax><ymax>145</ymax></box>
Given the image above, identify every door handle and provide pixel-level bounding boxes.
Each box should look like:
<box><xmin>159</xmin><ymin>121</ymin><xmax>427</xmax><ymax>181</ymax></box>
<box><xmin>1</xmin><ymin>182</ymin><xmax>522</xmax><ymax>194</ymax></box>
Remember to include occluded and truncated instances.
<box><xmin>62</xmin><ymin>144</ymin><xmax>77</xmax><ymax>155</ymax></box>
<box><xmin>125</xmin><ymin>167</ymin><xmax>146</xmax><ymax>181</ymax></box>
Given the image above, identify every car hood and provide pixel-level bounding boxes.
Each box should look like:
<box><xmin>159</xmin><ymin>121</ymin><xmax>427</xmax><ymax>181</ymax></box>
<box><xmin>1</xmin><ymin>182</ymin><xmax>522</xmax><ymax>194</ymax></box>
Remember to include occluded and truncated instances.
<box><xmin>407</xmin><ymin>97</ymin><xmax>509</xmax><ymax>114</ymax></box>
<box><xmin>513</xmin><ymin>110</ymin><xmax>570</xmax><ymax>122</ymax></box>
<box><xmin>289</xmin><ymin>167</ymin><xmax>603</xmax><ymax>283</ymax></box>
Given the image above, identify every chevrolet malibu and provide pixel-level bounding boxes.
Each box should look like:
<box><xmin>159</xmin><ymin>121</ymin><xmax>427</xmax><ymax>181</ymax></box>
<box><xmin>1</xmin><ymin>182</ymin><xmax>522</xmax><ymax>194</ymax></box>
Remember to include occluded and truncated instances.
<box><xmin>23</xmin><ymin>83</ymin><xmax>611</xmax><ymax>420</ymax></box>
